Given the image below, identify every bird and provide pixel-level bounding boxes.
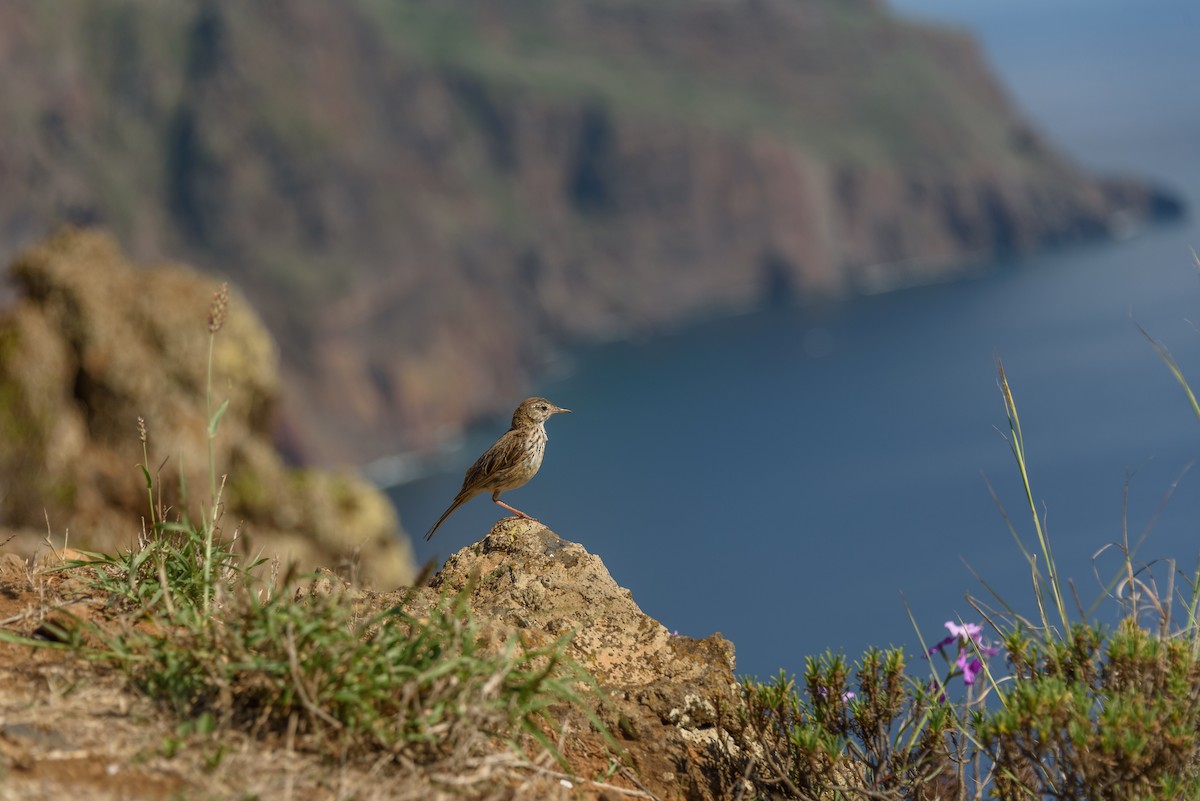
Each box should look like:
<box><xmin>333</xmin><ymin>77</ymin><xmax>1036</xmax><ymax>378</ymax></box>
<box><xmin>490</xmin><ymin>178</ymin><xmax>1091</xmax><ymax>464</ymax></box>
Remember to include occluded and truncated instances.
<box><xmin>424</xmin><ymin>397</ymin><xmax>571</xmax><ymax>541</ymax></box>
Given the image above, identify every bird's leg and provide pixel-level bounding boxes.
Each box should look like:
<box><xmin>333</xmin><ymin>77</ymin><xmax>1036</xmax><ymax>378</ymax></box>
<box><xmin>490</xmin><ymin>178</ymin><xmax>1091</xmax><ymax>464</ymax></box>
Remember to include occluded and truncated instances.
<box><xmin>492</xmin><ymin>491</ymin><xmax>537</xmax><ymax>521</ymax></box>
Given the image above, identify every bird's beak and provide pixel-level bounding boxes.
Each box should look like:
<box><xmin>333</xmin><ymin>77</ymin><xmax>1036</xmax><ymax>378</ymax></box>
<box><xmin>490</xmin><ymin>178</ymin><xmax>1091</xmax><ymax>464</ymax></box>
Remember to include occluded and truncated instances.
<box><xmin>555</xmin><ymin>407</ymin><xmax>572</xmax><ymax>414</ymax></box>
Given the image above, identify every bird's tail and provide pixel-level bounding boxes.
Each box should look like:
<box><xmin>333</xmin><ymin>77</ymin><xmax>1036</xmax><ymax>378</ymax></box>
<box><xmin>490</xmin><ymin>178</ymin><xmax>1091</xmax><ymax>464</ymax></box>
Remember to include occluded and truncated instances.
<box><xmin>424</xmin><ymin>492</ymin><xmax>473</xmax><ymax>541</ymax></box>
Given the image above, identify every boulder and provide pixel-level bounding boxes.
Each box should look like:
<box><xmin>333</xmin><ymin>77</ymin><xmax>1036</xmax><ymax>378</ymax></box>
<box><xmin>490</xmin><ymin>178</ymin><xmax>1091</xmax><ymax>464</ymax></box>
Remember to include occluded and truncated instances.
<box><xmin>399</xmin><ymin>518</ymin><xmax>742</xmax><ymax>800</ymax></box>
<box><xmin>0</xmin><ymin>227</ymin><xmax>415</xmax><ymax>588</ymax></box>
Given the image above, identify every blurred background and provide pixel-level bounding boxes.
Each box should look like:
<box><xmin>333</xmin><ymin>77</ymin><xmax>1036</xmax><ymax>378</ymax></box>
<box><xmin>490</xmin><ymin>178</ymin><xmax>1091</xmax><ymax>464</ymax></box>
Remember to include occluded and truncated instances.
<box><xmin>2</xmin><ymin>0</ymin><xmax>1199</xmax><ymax>678</ymax></box>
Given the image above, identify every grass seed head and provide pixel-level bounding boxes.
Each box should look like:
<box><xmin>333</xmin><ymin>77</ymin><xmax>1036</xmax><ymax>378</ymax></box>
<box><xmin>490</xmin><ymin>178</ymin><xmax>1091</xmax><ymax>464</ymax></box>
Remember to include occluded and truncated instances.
<box><xmin>207</xmin><ymin>282</ymin><xmax>230</xmax><ymax>334</ymax></box>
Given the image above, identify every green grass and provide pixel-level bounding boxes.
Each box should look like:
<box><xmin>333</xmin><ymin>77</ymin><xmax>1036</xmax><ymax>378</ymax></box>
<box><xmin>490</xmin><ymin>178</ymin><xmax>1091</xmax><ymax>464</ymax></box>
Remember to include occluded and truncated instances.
<box><xmin>73</xmin><ymin>535</ymin><xmax>596</xmax><ymax>762</ymax></box>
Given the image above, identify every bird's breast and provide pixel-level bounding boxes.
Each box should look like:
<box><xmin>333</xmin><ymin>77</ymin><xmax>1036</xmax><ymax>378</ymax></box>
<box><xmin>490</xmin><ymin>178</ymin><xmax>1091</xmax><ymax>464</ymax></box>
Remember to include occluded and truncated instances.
<box><xmin>526</xmin><ymin>428</ymin><xmax>547</xmax><ymax>469</ymax></box>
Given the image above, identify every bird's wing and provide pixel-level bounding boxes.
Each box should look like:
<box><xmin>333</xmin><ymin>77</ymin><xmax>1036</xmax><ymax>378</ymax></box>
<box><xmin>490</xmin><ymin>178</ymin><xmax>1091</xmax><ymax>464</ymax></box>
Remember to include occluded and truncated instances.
<box><xmin>462</xmin><ymin>429</ymin><xmax>519</xmax><ymax>489</ymax></box>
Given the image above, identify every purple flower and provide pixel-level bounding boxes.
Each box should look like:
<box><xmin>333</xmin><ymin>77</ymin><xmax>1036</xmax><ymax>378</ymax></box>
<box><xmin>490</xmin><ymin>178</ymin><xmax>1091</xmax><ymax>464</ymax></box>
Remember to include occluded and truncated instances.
<box><xmin>959</xmin><ymin>654</ymin><xmax>983</xmax><ymax>685</ymax></box>
<box><xmin>945</xmin><ymin>621</ymin><xmax>983</xmax><ymax>642</ymax></box>
<box><xmin>945</xmin><ymin>621</ymin><xmax>1000</xmax><ymax>656</ymax></box>
<box><xmin>928</xmin><ymin>634</ymin><xmax>955</xmax><ymax>656</ymax></box>
<box><xmin>928</xmin><ymin>620</ymin><xmax>1001</xmax><ymax>688</ymax></box>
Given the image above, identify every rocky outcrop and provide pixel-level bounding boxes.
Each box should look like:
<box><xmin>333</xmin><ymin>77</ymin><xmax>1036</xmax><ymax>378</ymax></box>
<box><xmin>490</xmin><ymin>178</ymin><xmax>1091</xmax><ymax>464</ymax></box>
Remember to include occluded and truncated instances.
<box><xmin>0</xmin><ymin>228</ymin><xmax>415</xmax><ymax>588</ymax></box>
<box><xmin>0</xmin><ymin>1</ymin><xmax>1183</xmax><ymax>464</ymax></box>
<box><xmin>0</xmin><ymin>519</ymin><xmax>740</xmax><ymax>799</ymax></box>
<box><xmin>396</xmin><ymin>518</ymin><xmax>742</xmax><ymax>800</ymax></box>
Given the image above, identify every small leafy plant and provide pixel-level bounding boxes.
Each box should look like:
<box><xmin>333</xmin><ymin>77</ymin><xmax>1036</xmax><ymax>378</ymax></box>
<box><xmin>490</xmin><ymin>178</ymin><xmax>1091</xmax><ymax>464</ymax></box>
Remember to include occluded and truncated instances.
<box><xmin>736</xmin><ymin>648</ymin><xmax>959</xmax><ymax>800</ymax></box>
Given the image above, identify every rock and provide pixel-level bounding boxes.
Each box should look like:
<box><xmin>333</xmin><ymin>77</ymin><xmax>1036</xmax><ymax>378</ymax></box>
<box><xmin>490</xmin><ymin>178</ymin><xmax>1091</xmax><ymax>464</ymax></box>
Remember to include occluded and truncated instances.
<box><xmin>0</xmin><ymin>227</ymin><xmax>415</xmax><ymax>588</ymax></box>
<box><xmin>407</xmin><ymin>518</ymin><xmax>741</xmax><ymax>800</ymax></box>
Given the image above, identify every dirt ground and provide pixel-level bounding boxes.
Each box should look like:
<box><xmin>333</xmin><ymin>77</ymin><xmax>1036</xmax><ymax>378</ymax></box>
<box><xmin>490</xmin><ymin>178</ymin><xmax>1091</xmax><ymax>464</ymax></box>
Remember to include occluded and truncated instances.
<box><xmin>0</xmin><ymin>551</ymin><xmax>662</xmax><ymax>801</ymax></box>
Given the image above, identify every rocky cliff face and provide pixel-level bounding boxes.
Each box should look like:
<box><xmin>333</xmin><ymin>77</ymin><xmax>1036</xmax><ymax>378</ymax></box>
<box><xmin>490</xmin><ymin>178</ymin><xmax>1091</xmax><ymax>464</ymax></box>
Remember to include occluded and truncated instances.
<box><xmin>0</xmin><ymin>0</ymin><xmax>1181</xmax><ymax>464</ymax></box>
<box><xmin>0</xmin><ymin>228</ymin><xmax>415</xmax><ymax>587</ymax></box>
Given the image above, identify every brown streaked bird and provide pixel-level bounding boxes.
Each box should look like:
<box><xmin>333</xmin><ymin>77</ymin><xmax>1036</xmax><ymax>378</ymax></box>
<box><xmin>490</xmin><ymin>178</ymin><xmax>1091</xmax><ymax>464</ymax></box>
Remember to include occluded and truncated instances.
<box><xmin>424</xmin><ymin>397</ymin><xmax>571</xmax><ymax>541</ymax></box>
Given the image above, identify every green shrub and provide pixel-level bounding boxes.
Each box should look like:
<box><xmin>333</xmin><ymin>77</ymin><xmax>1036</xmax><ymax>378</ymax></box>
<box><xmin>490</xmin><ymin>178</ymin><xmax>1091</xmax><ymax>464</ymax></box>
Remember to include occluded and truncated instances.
<box><xmin>980</xmin><ymin>620</ymin><xmax>1200</xmax><ymax>800</ymax></box>
<box><xmin>737</xmin><ymin>649</ymin><xmax>959</xmax><ymax>800</ymax></box>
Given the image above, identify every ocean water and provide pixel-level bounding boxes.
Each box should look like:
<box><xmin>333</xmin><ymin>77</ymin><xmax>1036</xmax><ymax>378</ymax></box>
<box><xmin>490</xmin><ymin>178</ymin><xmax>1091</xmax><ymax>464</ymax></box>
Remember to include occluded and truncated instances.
<box><xmin>390</xmin><ymin>2</ymin><xmax>1200</xmax><ymax>679</ymax></box>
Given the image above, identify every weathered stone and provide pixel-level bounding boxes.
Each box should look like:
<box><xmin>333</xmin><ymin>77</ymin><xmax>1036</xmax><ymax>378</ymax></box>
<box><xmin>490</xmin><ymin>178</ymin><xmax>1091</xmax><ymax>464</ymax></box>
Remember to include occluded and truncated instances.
<box><xmin>394</xmin><ymin>518</ymin><xmax>742</xmax><ymax>800</ymax></box>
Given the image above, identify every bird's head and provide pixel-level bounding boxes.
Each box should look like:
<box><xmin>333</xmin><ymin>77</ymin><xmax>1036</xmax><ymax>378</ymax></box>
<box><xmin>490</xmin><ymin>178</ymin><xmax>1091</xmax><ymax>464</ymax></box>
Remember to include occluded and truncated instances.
<box><xmin>513</xmin><ymin>397</ymin><xmax>571</xmax><ymax>427</ymax></box>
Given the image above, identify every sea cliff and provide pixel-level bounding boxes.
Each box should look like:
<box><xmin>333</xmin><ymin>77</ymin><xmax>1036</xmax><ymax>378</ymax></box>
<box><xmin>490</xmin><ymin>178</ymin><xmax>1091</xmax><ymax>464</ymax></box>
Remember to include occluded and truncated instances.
<box><xmin>0</xmin><ymin>0</ymin><xmax>1181</xmax><ymax>464</ymax></box>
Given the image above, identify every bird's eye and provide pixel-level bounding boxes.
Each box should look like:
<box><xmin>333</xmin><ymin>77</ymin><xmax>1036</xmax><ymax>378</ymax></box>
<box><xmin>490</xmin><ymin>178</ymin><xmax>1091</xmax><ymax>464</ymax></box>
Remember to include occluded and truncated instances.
<box><xmin>538</xmin><ymin>404</ymin><xmax>547</xmax><ymax>411</ymax></box>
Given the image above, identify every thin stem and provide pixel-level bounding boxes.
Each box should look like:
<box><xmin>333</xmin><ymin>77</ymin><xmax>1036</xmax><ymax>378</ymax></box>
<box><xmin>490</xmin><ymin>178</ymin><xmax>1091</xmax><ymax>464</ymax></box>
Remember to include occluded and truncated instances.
<box><xmin>996</xmin><ymin>358</ymin><xmax>1069</xmax><ymax>638</ymax></box>
<box><xmin>207</xmin><ymin>331</ymin><xmax>217</xmax><ymax>503</ymax></box>
<box><xmin>204</xmin><ymin>330</ymin><xmax>216</xmax><ymax>614</ymax></box>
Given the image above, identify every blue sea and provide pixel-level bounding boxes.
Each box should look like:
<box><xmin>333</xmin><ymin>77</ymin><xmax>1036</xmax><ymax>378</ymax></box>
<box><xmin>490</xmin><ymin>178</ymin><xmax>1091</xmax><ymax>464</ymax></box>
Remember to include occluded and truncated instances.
<box><xmin>390</xmin><ymin>0</ymin><xmax>1200</xmax><ymax>680</ymax></box>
